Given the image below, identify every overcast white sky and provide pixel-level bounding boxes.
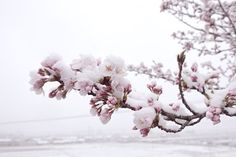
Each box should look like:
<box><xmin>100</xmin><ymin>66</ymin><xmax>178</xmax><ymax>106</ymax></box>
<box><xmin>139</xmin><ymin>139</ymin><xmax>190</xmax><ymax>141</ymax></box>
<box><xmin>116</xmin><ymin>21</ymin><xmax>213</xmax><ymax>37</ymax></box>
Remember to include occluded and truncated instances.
<box><xmin>0</xmin><ymin>0</ymin><xmax>187</xmax><ymax>137</ymax></box>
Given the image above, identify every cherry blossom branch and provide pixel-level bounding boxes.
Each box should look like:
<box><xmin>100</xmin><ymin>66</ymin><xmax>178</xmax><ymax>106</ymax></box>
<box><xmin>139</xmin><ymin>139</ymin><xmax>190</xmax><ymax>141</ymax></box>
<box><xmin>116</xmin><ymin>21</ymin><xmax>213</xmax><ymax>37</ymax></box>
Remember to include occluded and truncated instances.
<box><xmin>217</xmin><ymin>0</ymin><xmax>236</xmax><ymax>35</ymax></box>
<box><xmin>161</xmin><ymin>0</ymin><xmax>236</xmax><ymax>81</ymax></box>
<box><xmin>29</xmin><ymin>51</ymin><xmax>236</xmax><ymax>136</ymax></box>
<box><xmin>128</xmin><ymin>63</ymin><xmax>175</xmax><ymax>84</ymax></box>
<box><xmin>29</xmin><ymin>0</ymin><xmax>236</xmax><ymax>136</ymax></box>
<box><xmin>177</xmin><ymin>51</ymin><xmax>198</xmax><ymax>114</ymax></box>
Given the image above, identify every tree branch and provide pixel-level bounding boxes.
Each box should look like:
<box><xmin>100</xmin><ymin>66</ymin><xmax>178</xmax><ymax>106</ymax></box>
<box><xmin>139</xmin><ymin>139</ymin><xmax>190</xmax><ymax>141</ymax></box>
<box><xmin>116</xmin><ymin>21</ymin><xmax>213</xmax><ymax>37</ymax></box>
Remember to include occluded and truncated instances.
<box><xmin>217</xmin><ymin>0</ymin><xmax>236</xmax><ymax>35</ymax></box>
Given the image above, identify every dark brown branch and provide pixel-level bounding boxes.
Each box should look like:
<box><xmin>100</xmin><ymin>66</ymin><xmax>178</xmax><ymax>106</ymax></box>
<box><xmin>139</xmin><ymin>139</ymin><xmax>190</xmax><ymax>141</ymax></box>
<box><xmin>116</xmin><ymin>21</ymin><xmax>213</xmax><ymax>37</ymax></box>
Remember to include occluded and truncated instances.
<box><xmin>155</xmin><ymin>120</ymin><xmax>189</xmax><ymax>133</ymax></box>
<box><xmin>222</xmin><ymin>109</ymin><xmax>236</xmax><ymax>117</ymax></box>
<box><xmin>177</xmin><ymin>51</ymin><xmax>198</xmax><ymax>115</ymax></box>
<box><xmin>160</xmin><ymin>109</ymin><xmax>204</xmax><ymax>121</ymax></box>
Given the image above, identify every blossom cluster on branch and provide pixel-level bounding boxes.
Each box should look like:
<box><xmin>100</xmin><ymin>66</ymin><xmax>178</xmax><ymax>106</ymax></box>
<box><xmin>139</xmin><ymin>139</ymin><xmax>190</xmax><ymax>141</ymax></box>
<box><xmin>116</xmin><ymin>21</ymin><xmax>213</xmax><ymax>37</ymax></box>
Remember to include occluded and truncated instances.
<box><xmin>30</xmin><ymin>0</ymin><xmax>236</xmax><ymax>136</ymax></box>
<box><xmin>160</xmin><ymin>0</ymin><xmax>236</xmax><ymax>80</ymax></box>
<box><xmin>30</xmin><ymin>51</ymin><xmax>236</xmax><ymax>136</ymax></box>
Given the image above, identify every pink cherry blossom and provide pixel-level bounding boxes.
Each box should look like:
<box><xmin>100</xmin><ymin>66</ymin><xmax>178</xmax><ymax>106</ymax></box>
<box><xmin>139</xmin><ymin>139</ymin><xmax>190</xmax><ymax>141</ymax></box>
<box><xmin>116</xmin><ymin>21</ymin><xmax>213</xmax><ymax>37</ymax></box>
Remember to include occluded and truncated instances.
<box><xmin>71</xmin><ymin>55</ymin><xmax>98</xmax><ymax>71</ymax></box>
<box><xmin>147</xmin><ymin>97</ymin><xmax>154</xmax><ymax>106</ymax></box>
<box><xmin>99</xmin><ymin>108</ymin><xmax>112</xmax><ymax>124</ymax></box>
<box><xmin>171</xmin><ymin>103</ymin><xmax>180</xmax><ymax>112</ymax></box>
<box><xmin>106</xmin><ymin>96</ymin><xmax>118</xmax><ymax>106</ymax></box>
<box><xmin>31</xmin><ymin>79</ymin><xmax>45</xmax><ymax>94</ymax></box>
<box><xmin>206</xmin><ymin>111</ymin><xmax>214</xmax><ymax>119</ymax></box>
<box><xmin>147</xmin><ymin>81</ymin><xmax>162</xmax><ymax>95</ymax></box>
<box><xmin>100</xmin><ymin>55</ymin><xmax>126</xmax><ymax>77</ymax></box>
<box><xmin>41</xmin><ymin>54</ymin><xmax>61</xmax><ymax>67</ymax></box>
<box><xmin>74</xmin><ymin>80</ymin><xmax>94</xmax><ymax>96</ymax></box>
<box><xmin>190</xmin><ymin>75</ymin><xmax>198</xmax><ymax>82</ymax></box>
<box><xmin>206</xmin><ymin>106</ymin><xmax>222</xmax><ymax>124</ymax></box>
<box><xmin>133</xmin><ymin>107</ymin><xmax>156</xmax><ymax>129</ymax></box>
<box><xmin>30</xmin><ymin>0</ymin><xmax>236</xmax><ymax>136</ymax></box>
<box><xmin>140</xmin><ymin>128</ymin><xmax>150</xmax><ymax>137</ymax></box>
<box><xmin>191</xmin><ymin>63</ymin><xmax>198</xmax><ymax>72</ymax></box>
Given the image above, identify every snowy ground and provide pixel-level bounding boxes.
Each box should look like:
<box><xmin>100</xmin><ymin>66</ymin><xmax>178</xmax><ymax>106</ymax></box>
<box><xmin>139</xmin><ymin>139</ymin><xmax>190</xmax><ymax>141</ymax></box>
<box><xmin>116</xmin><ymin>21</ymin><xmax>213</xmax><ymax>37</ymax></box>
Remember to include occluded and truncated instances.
<box><xmin>0</xmin><ymin>113</ymin><xmax>236</xmax><ymax>157</ymax></box>
<box><xmin>1</xmin><ymin>130</ymin><xmax>236</xmax><ymax>156</ymax></box>
<box><xmin>0</xmin><ymin>139</ymin><xmax>236</xmax><ymax>157</ymax></box>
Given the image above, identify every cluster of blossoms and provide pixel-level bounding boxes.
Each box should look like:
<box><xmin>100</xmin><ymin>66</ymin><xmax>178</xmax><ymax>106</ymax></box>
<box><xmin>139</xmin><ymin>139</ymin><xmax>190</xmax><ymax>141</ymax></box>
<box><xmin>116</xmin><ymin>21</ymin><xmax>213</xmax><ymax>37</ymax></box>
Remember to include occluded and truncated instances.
<box><xmin>30</xmin><ymin>54</ymin><xmax>166</xmax><ymax>136</ymax></box>
<box><xmin>30</xmin><ymin>0</ymin><xmax>236</xmax><ymax>136</ymax></box>
<box><xmin>169</xmin><ymin>103</ymin><xmax>180</xmax><ymax>112</ymax></box>
<box><xmin>133</xmin><ymin>107</ymin><xmax>157</xmax><ymax>137</ymax></box>
<box><xmin>29</xmin><ymin>55</ymin><xmax>75</xmax><ymax>99</ymax></box>
<box><xmin>147</xmin><ymin>81</ymin><xmax>163</xmax><ymax>95</ymax></box>
<box><xmin>181</xmin><ymin>62</ymin><xmax>219</xmax><ymax>92</ymax></box>
<box><xmin>130</xmin><ymin>81</ymin><xmax>163</xmax><ymax>136</ymax></box>
<box><xmin>30</xmin><ymin>51</ymin><xmax>236</xmax><ymax>136</ymax></box>
<box><xmin>30</xmin><ymin>54</ymin><xmax>133</xmax><ymax>125</ymax></box>
<box><xmin>160</xmin><ymin>0</ymin><xmax>236</xmax><ymax>81</ymax></box>
<box><xmin>206</xmin><ymin>106</ymin><xmax>222</xmax><ymax>124</ymax></box>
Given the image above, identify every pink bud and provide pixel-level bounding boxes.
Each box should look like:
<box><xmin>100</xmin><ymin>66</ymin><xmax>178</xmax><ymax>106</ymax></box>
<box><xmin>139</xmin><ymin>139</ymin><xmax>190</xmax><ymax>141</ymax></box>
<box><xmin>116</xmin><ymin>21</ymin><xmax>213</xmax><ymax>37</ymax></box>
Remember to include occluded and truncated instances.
<box><xmin>147</xmin><ymin>84</ymin><xmax>153</xmax><ymax>90</ymax></box>
<box><xmin>172</xmin><ymin>103</ymin><xmax>180</xmax><ymax>112</ymax></box>
<box><xmin>191</xmin><ymin>63</ymin><xmax>198</xmax><ymax>72</ymax></box>
<box><xmin>34</xmin><ymin>79</ymin><xmax>45</xmax><ymax>89</ymax></box>
<box><xmin>85</xmin><ymin>86</ymin><xmax>93</xmax><ymax>93</ymax></box>
<box><xmin>154</xmin><ymin>105</ymin><xmax>161</xmax><ymax>113</ymax></box>
<box><xmin>152</xmin><ymin>86</ymin><xmax>162</xmax><ymax>95</ymax></box>
<box><xmin>147</xmin><ymin>82</ymin><xmax>162</xmax><ymax>95</ymax></box>
<box><xmin>106</xmin><ymin>96</ymin><xmax>118</xmax><ymax>106</ymax></box>
<box><xmin>215</xmin><ymin>108</ymin><xmax>222</xmax><ymax>114</ymax></box>
<box><xmin>124</xmin><ymin>84</ymin><xmax>132</xmax><ymax>93</ymax></box>
<box><xmin>212</xmin><ymin>115</ymin><xmax>220</xmax><ymax>125</ymax></box>
<box><xmin>191</xmin><ymin>75</ymin><xmax>198</xmax><ymax>82</ymax></box>
<box><xmin>99</xmin><ymin>108</ymin><xmax>112</xmax><ymax>124</ymax></box>
<box><xmin>56</xmin><ymin>91</ymin><xmax>67</xmax><ymax>100</ymax></box>
<box><xmin>49</xmin><ymin>90</ymin><xmax>57</xmax><ymax>98</ymax></box>
<box><xmin>206</xmin><ymin>111</ymin><xmax>213</xmax><ymax>119</ymax></box>
<box><xmin>140</xmin><ymin>128</ymin><xmax>150</xmax><ymax>137</ymax></box>
<box><xmin>208</xmin><ymin>106</ymin><xmax>216</xmax><ymax>113</ymax></box>
<box><xmin>147</xmin><ymin>98</ymin><xmax>154</xmax><ymax>106</ymax></box>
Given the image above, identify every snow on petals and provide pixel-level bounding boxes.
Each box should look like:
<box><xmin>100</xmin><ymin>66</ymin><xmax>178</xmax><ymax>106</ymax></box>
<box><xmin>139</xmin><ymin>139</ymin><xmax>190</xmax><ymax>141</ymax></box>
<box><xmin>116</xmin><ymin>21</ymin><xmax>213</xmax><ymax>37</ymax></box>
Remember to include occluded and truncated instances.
<box><xmin>71</xmin><ymin>55</ymin><xmax>99</xmax><ymax>71</ymax></box>
<box><xmin>147</xmin><ymin>81</ymin><xmax>162</xmax><ymax>95</ymax></box>
<box><xmin>206</xmin><ymin>106</ymin><xmax>222</xmax><ymax>125</ymax></box>
<box><xmin>74</xmin><ymin>80</ymin><xmax>94</xmax><ymax>96</ymax></box>
<box><xmin>133</xmin><ymin>107</ymin><xmax>157</xmax><ymax>129</ymax></box>
<box><xmin>111</xmin><ymin>76</ymin><xmax>131</xmax><ymax>99</ymax></box>
<box><xmin>41</xmin><ymin>54</ymin><xmax>61</xmax><ymax>67</ymax></box>
<box><xmin>29</xmin><ymin>71</ymin><xmax>45</xmax><ymax>94</ymax></box>
<box><xmin>52</xmin><ymin>61</ymin><xmax>75</xmax><ymax>90</ymax></box>
<box><xmin>99</xmin><ymin>108</ymin><xmax>113</xmax><ymax>124</ymax></box>
<box><xmin>100</xmin><ymin>55</ymin><xmax>126</xmax><ymax>77</ymax></box>
<box><xmin>106</xmin><ymin>96</ymin><xmax>118</xmax><ymax>106</ymax></box>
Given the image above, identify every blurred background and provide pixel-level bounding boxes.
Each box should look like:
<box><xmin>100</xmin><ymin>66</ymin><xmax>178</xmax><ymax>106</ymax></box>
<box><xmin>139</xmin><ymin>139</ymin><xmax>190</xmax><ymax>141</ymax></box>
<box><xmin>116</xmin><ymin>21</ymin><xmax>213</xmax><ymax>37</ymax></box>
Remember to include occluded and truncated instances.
<box><xmin>0</xmin><ymin>0</ymin><xmax>236</xmax><ymax>156</ymax></box>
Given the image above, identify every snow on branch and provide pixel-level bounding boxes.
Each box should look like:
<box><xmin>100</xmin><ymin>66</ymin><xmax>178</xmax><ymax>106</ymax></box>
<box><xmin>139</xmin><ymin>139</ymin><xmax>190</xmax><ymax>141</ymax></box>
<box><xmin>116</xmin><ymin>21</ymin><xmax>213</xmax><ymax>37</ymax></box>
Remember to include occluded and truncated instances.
<box><xmin>29</xmin><ymin>0</ymin><xmax>236</xmax><ymax>136</ymax></box>
<box><xmin>30</xmin><ymin>50</ymin><xmax>236</xmax><ymax>136</ymax></box>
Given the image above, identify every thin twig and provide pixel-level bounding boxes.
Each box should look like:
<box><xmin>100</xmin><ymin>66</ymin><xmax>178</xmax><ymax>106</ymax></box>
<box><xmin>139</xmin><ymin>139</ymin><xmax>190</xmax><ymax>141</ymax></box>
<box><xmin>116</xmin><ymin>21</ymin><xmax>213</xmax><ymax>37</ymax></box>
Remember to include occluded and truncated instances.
<box><xmin>217</xmin><ymin>0</ymin><xmax>236</xmax><ymax>35</ymax></box>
